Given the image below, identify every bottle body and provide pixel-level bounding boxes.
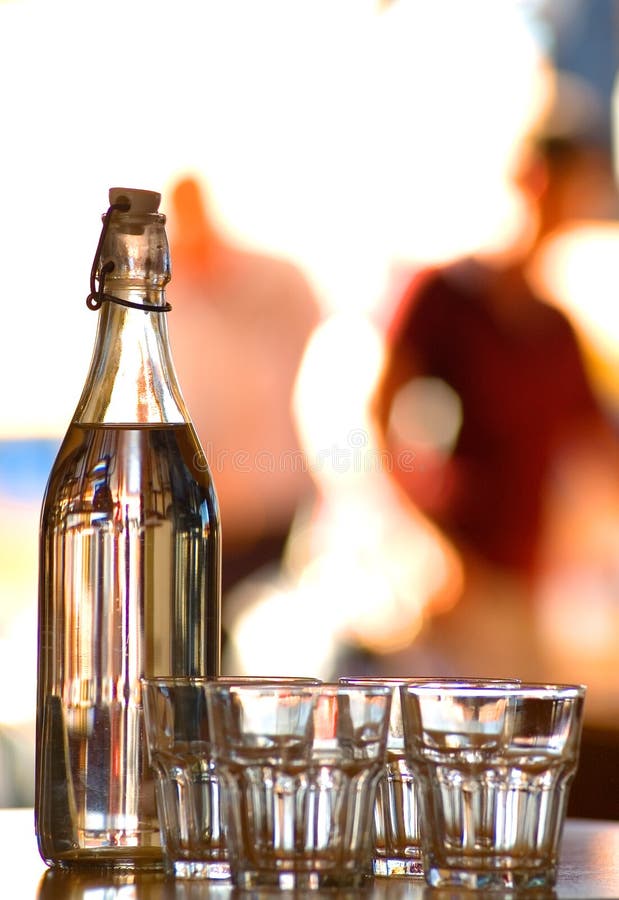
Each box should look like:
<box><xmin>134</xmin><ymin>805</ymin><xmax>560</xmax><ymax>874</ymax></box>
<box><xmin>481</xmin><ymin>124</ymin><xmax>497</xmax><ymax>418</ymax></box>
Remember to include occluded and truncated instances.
<box><xmin>36</xmin><ymin>191</ymin><xmax>221</xmax><ymax>868</ymax></box>
<box><xmin>37</xmin><ymin>423</ymin><xmax>220</xmax><ymax>867</ymax></box>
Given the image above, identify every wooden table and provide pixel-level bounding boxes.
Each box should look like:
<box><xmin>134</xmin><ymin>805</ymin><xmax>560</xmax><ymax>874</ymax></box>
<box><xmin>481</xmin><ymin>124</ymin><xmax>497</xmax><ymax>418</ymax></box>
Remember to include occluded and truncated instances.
<box><xmin>2</xmin><ymin>808</ymin><xmax>619</xmax><ymax>897</ymax></box>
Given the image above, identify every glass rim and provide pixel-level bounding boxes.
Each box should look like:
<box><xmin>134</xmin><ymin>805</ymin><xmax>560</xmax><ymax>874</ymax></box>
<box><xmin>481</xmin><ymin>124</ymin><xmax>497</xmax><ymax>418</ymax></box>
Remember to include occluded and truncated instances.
<box><xmin>339</xmin><ymin>675</ymin><xmax>521</xmax><ymax>687</ymax></box>
<box><xmin>141</xmin><ymin>676</ymin><xmax>391</xmax><ymax>694</ymax></box>
<box><xmin>205</xmin><ymin>681</ymin><xmax>392</xmax><ymax>696</ymax></box>
<box><xmin>318</xmin><ymin>682</ymin><xmax>393</xmax><ymax>695</ymax></box>
<box><xmin>140</xmin><ymin>675</ymin><xmax>322</xmax><ymax>687</ymax></box>
<box><xmin>402</xmin><ymin>681</ymin><xmax>587</xmax><ymax>698</ymax></box>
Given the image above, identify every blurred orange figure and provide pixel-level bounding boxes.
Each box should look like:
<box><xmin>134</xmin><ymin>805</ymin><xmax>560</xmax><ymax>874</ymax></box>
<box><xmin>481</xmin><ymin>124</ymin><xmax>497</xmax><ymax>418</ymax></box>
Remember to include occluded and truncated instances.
<box><xmin>166</xmin><ymin>175</ymin><xmax>321</xmax><ymax>592</ymax></box>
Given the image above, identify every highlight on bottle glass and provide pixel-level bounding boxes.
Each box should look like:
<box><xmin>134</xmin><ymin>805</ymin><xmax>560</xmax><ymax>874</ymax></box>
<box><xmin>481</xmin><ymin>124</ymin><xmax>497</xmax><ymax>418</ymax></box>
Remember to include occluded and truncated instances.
<box><xmin>340</xmin><ymin>676</ymin><xmax>521</xmax><ymax>878</ymax></box>
<box><xmin>399</xmin><ymin>682</ymin><xmax>586</xmax><ymax>892</ymax></box>
<box><xmin>141</xmin><ymin>676</ymin><xmax>320</xmax><ymax>880</ymax></box>
<box><xmin>204</xmin><ymin>681</ymin><xmax>392</xmax><ymax>890</ymax></box>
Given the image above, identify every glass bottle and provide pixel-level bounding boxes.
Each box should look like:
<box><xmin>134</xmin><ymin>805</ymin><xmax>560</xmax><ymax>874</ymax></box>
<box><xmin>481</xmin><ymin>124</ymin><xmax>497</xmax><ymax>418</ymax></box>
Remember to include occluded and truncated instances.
<box><xmin>35</xmin><ymin>188</ymin><xmax>221</xmax><ymax>869</ymax></box>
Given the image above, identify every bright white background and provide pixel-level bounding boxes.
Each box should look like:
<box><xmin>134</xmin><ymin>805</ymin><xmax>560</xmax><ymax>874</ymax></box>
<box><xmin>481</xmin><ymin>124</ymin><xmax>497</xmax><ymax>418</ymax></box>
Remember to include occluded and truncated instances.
<box><xmin>0</xmin><ymin>0</ymin><xmax>544</xmax><ymax>436</ymax></box>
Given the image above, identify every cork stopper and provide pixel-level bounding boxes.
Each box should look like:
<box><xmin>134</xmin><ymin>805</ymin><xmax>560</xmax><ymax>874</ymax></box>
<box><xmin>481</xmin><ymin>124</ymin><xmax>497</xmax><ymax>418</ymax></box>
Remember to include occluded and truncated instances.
<box><xmin>109</xmin><ymin>187</ymin><xmax>161</xmax><ymax>215</ymax></box>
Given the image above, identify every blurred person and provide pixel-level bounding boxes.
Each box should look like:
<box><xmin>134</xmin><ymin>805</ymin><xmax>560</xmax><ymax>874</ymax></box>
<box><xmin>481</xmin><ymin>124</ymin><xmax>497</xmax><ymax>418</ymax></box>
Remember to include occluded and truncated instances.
<box><xmin>370</xmin><ymin>72</ymin><xmax>619</xmax><ymax>816</ymax></box>
<box><xmin>165</xmin><ymin>175</ymin><xmax>322</xmax><ymax>595</ymax></box>
<box><xmin>376</xmin><ymin>133</ymin><xmax>616</xmax><ymax>581</ymax></box>
<box><xmin>372</xmin><ymin>122</ymin><xmax>619</xmax><ymax>683</ymax></box>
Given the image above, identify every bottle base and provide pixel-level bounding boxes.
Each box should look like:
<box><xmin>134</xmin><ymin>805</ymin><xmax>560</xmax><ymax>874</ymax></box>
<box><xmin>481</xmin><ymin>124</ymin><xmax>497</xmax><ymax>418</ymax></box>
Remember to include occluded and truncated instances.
<box><xmin>40</xmin><ymin>845</ymin><xmax>165</xmax><ymax>873</ymax></box>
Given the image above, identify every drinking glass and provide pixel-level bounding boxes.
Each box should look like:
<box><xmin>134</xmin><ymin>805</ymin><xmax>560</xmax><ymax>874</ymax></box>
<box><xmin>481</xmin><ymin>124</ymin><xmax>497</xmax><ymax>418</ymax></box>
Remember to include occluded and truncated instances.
<box><xmin>400</xmin><ymin>681</ymin><xmax>586</xmax><ymax>891</ymax></box>
<box><xmin>141</xmin><ymin>676</ymin><xmax>319</xmax><ymax>879</ymax></box>
<box><xmin>206</xmin><ymin>681</ymin><xmax>392</xmax><ymax>890</ymax></box>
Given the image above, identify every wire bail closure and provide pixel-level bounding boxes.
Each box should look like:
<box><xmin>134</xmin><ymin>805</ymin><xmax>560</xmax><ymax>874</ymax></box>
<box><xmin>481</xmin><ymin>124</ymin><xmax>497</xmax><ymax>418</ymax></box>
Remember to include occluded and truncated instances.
<box><xmin>86</xmin><ymin>199</ymin><xmax>172</xmax><ymax>313</ymax></box>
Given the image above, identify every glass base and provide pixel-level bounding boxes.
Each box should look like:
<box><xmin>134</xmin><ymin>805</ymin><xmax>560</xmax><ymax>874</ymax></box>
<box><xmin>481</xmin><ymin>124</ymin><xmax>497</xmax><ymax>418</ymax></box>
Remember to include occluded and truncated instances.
<box><xmin>172</xmin><ymin>859</ymin><xmax>231</xmax><ymax>880</ymax></box>
<box><xmin>373</xmin><ymin>856</ymin><xmax>424</xmax><ymax>878</ymax></box>
<box><xmin>233</xmin><ymin>869</ymin><xmax>370</xmax><ymax>891</ymax></box>
<box><xmin>426</xmin><ymin>863</ymin><xmax>557</xmax><ymax>892</ymax></box>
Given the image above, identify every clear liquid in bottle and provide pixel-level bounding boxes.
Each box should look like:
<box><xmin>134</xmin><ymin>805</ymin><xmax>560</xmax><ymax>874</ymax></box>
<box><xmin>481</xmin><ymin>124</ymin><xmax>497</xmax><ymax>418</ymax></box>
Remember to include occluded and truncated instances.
<box><xmin>37</xmin><ymin>421</ymin><xmax>220</xmax><ymax>868</ymax></box>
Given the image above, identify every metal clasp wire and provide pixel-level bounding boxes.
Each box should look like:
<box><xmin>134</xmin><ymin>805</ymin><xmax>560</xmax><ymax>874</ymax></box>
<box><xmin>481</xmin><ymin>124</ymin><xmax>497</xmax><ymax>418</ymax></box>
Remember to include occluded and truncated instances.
<box><xmin>86</xmin><ymin>199</ymin><xmax>172</xmax><ymax>313</ymax></box>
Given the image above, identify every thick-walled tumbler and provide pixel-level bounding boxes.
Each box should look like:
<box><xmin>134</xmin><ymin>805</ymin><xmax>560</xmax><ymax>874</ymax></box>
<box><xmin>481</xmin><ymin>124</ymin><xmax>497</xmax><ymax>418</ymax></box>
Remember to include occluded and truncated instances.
<box><xmin>142</xmin><ymin>676</ymin><xmax>321</xmax><ymax>880</ymax></box>
<box><xmin>206</xmin><ymin>682</ymin><xmax>392</xmax><ymax>890</ymax></box>
<box><xmin>400</xmin><ymin>682</ymin><xmax>586</xmax><ymax>892</ymax></box>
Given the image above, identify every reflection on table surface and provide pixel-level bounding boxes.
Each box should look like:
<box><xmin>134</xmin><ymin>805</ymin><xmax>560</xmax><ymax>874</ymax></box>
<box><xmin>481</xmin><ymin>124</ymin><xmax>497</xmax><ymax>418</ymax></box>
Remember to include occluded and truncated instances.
<box><xmin>4</xmin><ymin>809</ymin><xmax>619</xmax><ymax>899</ymax></box>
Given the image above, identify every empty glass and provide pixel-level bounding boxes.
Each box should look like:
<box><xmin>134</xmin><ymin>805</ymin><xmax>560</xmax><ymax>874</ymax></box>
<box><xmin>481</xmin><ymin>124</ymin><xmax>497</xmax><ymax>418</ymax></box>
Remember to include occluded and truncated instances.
<box><xmin>141</xmin><ymin>675</ymin><xmax>320</xmax><ymax>880</ymax></box>
<box><xmin>400</xmin><ymin>681</ymin><xmax>586</xmax><ymax>891</ymax></box>
<box><xmin>206</xmin><ymin>681</ymin><xmax>392</xmax><ymax>890</ymax></box>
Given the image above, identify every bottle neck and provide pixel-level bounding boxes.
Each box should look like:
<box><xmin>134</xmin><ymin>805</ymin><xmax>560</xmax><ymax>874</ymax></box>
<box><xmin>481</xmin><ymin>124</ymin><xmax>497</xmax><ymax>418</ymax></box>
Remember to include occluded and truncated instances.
<box><xmin>74</xmin><ymin>292</ymin><xmax>188</xmax><ymax>425</ymax></box>
<box><xmin>74</xmin><ymin>211</ymin><xmax>189</xmax><ymax>426</ymax></box>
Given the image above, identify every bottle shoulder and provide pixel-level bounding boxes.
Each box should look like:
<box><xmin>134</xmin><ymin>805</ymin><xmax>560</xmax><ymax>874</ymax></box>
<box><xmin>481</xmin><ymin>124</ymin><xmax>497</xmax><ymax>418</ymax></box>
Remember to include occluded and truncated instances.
<box><xmin>74</xmin><ymin>304</ymin><xmax>189</xmax><ymax>426</ymax></box>
<box><xmin>42</xmin><ymin>422</ymin><xmax>219</xmax><ymax>517</ymax></box>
